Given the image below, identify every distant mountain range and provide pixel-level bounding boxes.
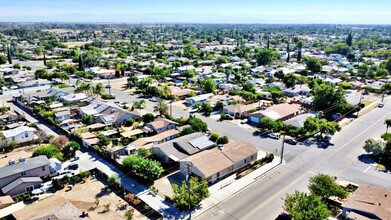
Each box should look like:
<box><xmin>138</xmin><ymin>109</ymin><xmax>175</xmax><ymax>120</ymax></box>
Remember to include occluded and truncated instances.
<box><xmin>0</xmin><ymin>13</ymin><xmax>389</xmax><ymax>24</ymax></box>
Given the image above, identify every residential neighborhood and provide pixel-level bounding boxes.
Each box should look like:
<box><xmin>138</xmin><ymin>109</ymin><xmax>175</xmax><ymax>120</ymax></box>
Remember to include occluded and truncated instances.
<box><xmin>0</xmin><ymin>2</ymin><xmax>390</xmax><ymax>220</ymax></box>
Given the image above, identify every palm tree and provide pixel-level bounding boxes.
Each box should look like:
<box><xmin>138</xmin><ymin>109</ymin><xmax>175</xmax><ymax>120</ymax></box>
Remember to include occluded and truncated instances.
<box><xmin>94</xmin><ymin>83</ymin><xmax>105</xmax><ymax>97</ymax></box>
<box><xmin>153</xmin><ymin>100</ymin><xmax>168</xmax><ymax>116</ymax></box>
<box><xmin>133</xmin><ymin>100</ymin><xmax>146</xmax><ymax>109</ymax></box>
<box><xmin>385</xmin><ymin>119</ymin><xmax>391</xmax><ymax>134</ymax></box>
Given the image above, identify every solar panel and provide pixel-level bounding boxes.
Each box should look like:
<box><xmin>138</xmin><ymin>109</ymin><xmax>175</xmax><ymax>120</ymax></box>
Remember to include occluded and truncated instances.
<box><xmin>188</xmin><ymin>135</ymin><xmax>214</xmax><ymax>150</ymax></box>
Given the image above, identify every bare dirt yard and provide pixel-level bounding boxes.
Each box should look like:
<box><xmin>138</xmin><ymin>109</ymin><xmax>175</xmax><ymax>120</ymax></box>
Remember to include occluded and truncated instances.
<box><xmin>13</xmin><ymin>178</ymin><xmax>147</xmax><ymax>220</ymax></box>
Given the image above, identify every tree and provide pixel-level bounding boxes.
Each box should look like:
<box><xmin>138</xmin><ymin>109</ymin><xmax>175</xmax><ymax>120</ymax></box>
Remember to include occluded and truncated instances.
<box><xmin>107</xmin><ymin>173</ymin><xmax>121</xmax><ymax>187</ymax></box>
<box><xmin>43</xmin><ymin>53</ymin><xmax>47</xmax><ymax>66</ymax></box>
<box><xmin>124</xmin><ymin>209</ymin><xmax>134</xmax><ymax>220</ymax></box>
<box><xmin>142</xmin><ymin>113</ymin><xmax>155</xmax><ymax>123</ymax></box>
<box><xmin>0</xmin><ymin>55</ymin><xmax>7</xmax><ymax>65</ymax></box>
<box><xmin>200</xmin><ymin>102</ymin><xmax>213</xmax><ymax>116</ymax></box>
<box><xmin>33</xmin><ymin>144</ymin><xmax>62</xmax><ymax>160</ymax></box>
<box><xmin>303</xmin><ymin>116</ymin><xmax>319</xmax><ymax>133</ymax></box>
<box><xmin>297</xmin><ymin>41</ymin><xmax>303</xmax><ymax>62</ymax></box>
<box><xmin>318</xmin><ymin>118</ymin><xmax>341</xmax><ymax>136</ymax></box>
<box><xmin>63</xmin><ymin>141</ymin><xmax>80</xmax><ymax>159</ymax></box>
<box><xmin>188</xmin><ymin>118</ymin><xmax>208</xmax><ymax>132</ymax></box>
<box><xmin>305</xmin><ymin>57</ymin><xmax>322</xmax><ymax>73</ymax></box>
<box><xmin>122</xmin><ymin>155</ymin><xmax>164</xmax><ymax>181</ymax></box>
<box><xmin>286</xmin><ymin>42</ymin><xmax>290</xmax><ymax>63</ymax></box>
<box><xmin>127</xmin><ymin>76</ymin><xmax>138</xmax><ymax>88</ymax></box>
<box><xmin>209</xmin><ymin>132</ymin><xmax>220</xmax><ymax>142</ymax></box>
<box><xmin>255</xmin><ymin>49</ymin><xmax>278</xmax><ymax>66</ymax></box>
<box><xmin>363</xmin><ymin>138</ymin><xmax>386</xmax><ymax>156</ymax></box>
<box><xmin>81</xmin><ymin>114</ymin><xmax>94</xmax><ymax>125</ymax></box>
<box><xmin>385</xmin><ymin>119</ymin><xmax>391</xmax><ymax>134</ymax></box>
<box><xmin>284</xmin><ymin>191</ymin><xmax>331</xmax><ymax>220</ymax></box>
<box><xmin>7</xmin><ymin>44</ymin><xmax>12</xmax><ymax>64</ymax></box>
<box><xmin>308</xmin><ymin>173</ymin><xmax>348</xmax><ymax>199</ymax></box>
<box><xmin>153</xmin><ymin>100</ymin><xmax>169</xmax><ymax>116</ymax></box>
<box><xmin>50</xmin><ymin>135</ymin><xmax>69</xmax><ymax>149</ymax></box>
<box><xmin>132</xmin><ymin>100</ymin><xmax>146</xmax><ymax>110</ymax></box>
<box><xmin>346</xmin><ymin>32</ymin><xmax>353</xmax><ymax>47</ymax></box>
<box><xmin>312</xmin><ymin>84</ymin><xmax>347</xmax><ymax>112</ymax></box>
<box><xmin>283</xmin><ymin>73</ymin><xmax>297</xmax><ymax>88</ymax></box>
<box><xmin>94</xmin><ymin>83</ymin><xmax>105</xmax><ymax>96</ymax></box>
<box><xmin>217</xmin><ymin>136</ymin><xmax>229</xmax><ymax>144</ymax></box>
<box><xmin>172</xmin><ymin>177</ymin><xmax>209</xmax><ymax>210</ymax></box>
<box><xmin>97</xmin><ymin>134</ymin><xmax>111</xmax><ymax>147</ymax></box>
<box><xmin>78</xmin><ymin>54</ymin><xmax>84</xmax><ymax>71</ymax></box>
<box><xmin>274</xmin><ymin>70</ymin><xmax>285</xmax><ymax>80</ymax></box>
<box><xmin>201</xmin><ymin>78</ymin><xmax>216</xmax><ymax>93</ymax></box>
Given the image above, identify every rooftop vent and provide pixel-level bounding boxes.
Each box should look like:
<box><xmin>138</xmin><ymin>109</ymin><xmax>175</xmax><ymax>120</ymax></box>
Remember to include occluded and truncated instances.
<box><xmin>8</xmin><ymin>159</ymin><xmax>15</xmax><ymax>165</ymax></box>
<box><xmin>19</xmin><ymin>157</ymin><xmax>26</xmax><ymax>163</ymax></box>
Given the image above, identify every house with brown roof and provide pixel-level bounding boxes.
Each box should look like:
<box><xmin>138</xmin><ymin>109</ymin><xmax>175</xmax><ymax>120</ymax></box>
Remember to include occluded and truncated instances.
<box><xmin>0</xmin><ymin>111</ymin><xmax>18</xmax><ymax>123</ymax></box>
<box><xmin>249</xmin><ymin>103</ymin><xmax>302</xmax><ymax>123</ymax></box>
<box><xmin>145</xmin><ymin>118</ymin><xmax>178</xmax><ymax>134</ymax></box>
<box><xmin>130</xmin><ymin>129</ymin><xmax>179</xmax><ymax>149</ymax></box>
<box><xmin>223</xmin><ymin>103</ymin><xmax>259</xmax><ymax>119</ymax></box>
<box><xmin>179</xmin><ymin>141</ymin><xmax>259</xmax><ymax>183</ymax></box>
<box><xmin>169</xmin><ymin>86</ymin><xmax>192</xmax><ymax>99</ymax></box>
<box><xmin>342</xmin><ymin>185</ymin><xmax>391</xmax><ymax>220</ymax></box>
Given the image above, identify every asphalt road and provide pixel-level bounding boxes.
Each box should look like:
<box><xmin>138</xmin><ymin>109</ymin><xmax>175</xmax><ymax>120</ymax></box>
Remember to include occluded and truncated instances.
<box><xmin>195</xmin><ymin>100</ymin><xmax>391</xmax><ymax>220</ymax></box>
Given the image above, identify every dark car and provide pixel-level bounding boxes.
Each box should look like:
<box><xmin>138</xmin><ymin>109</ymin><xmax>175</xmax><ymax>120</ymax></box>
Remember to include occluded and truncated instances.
<box><xmin>284</xmin><ymin>138</ymin><xmax>298</xmax><ymax>145</ymax></box>
<box><xmin>66</xmin><ymin>163</ymin><xmax>79</xmax><ymax>170</ymax></box>
<box><xmin>105</xmin><ymin>85</ymin><xmax>111</xmax><ymax>89</ymax></box>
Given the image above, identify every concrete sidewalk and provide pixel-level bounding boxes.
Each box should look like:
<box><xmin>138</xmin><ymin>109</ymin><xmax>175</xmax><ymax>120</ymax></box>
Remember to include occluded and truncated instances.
<box><xmin>192</xmin><ymin>156</ymin><xmax>284</xmax><ymax>218</ymax></box>
<box><xmin>76</xmin><ymin>151</ymin><xmax>186</xmax><ymax>219</ymax></box>
<box><xmin>0</xmin><ymin>202</ymin><xmax>25</xmax><ymax>218</ymax></box>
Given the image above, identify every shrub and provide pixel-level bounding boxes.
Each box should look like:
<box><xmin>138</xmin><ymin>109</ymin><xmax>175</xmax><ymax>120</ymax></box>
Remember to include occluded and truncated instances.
<box><xmin>209</xmin><ymin>132</ymin><xmax>220</xmax><ymax>142</ymax></box>
<box><xmin>61</xmin><ymin>175</ymin><xmax>71</xmax><ymax>184</ymax></box>
<box><xmin>217</xmin><ymin>136</ymin><xmax>229</xmax><ymax>145</ymax></box>
<box><xmin>52</xmin><ymin>178</ymin><xmax>64</xmax><ymax>190</ymax></box>
<box><xmin>33</xmin><ymin>144</ymin><xmax>62</xmax><ymax>159</ymax></box>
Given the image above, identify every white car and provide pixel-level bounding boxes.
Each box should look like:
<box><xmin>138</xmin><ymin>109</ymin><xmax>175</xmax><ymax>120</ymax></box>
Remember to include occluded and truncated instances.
<box><xmin>240</xmin><ymin>119</ymin><xmax>248</xmax><ymax>124</ymax></box>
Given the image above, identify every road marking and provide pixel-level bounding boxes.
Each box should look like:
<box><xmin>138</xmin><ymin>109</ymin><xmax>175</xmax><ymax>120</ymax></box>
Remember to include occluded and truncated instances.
<box><xmin>240</xmin><ymin>172</ymin><xmax>309</xmax><ymax>220</ymax></box>
<box><xmin>336</xmin><ymin>111</ymin><xmax>391</xmax><ymax>152</ymax></box>
<box><xmin>363</xmin><ymin>166</ymin><xmax>371</xmax><ymax>173</ymax></box>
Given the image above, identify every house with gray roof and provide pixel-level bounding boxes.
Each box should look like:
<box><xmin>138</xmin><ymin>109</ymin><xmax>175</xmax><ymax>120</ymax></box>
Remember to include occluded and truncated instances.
<box><xmin>0</xmin><ymin>156</ymin><xmax>50</xmax><ymax>196</ymax></box>
<box><xmin>151</xmin><ymin>132</ymin><xmax>214</xmax><ymax>163</ymax></box>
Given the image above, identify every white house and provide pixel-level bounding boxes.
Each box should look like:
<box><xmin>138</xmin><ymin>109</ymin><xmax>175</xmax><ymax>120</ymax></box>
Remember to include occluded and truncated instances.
<box><xmin>2</xmin><ymin>126</ymin><xmax>37</xmax><ymax>143</ymax></box>
<box><xmin>185</xmin><ymin>93</ymin><xmax>214</xmax><ymax>107</ymax></box>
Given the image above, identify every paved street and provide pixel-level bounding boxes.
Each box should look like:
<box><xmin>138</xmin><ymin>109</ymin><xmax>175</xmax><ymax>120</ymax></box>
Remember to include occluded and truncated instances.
<box><xmin>195</xmin><ymin>99</ymin><xmax>391</xmax><ymax>220</ymax></box>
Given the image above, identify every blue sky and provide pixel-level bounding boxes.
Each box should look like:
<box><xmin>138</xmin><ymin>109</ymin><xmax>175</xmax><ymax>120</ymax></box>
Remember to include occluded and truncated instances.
<box><xmin>0</xmin><ymin>0</ymin><xmax>390</xmax><ymax>23</ymax></box>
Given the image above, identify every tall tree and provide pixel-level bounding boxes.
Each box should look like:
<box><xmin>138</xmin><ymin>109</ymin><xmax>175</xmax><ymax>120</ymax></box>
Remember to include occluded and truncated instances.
<box><xmin>153</xmin><ymin>100</ymin><xmax>168</xmax><ymax>116</ymax></box>
<box><xmin>346</xmin><ymin>32</ymin><xmax>353</xmax><ymax>47</ymax></box>
<box><xmin>363</xmin><ymin>138</ymin><xmax>386</xmax><ymax>156</ymax></box>
<box><xmin>312</xmin><ymin>84</ymin><xmax>347</xmax><ymax>112</ymax></box>
<box><xmin>385</xmin><ymin>119</ymin><xmax>391</xmax><ymax>134</ymax></box>
<box><xmin>43</xmin><ymin>52</ymin><xmax>47</xmax><ymax>66</ymax></box>
<box><xmin>297</xmin><ymin>41</ymin><xmax>303</xmax><ymax>62</ymax></box>
<box><xmin>7</xmin><ymin>44</ymin><xmax>12</xmax><ymax>64</ymax></box>
<box><xmin>94</xmin><ymin>83</ymin><xmax>105</xmax><ymax>96</ymax></box>
<box><xmin>286</xmin><ymin>42</ymin><xmax>290</xmax><ymax>63</ymax></box>
<box><xmin>308</xmin><ymin>173</ymin><xmax>348</xmax><ymax>200</ymax></box>
<box><xmin>78</xmin><ymin>54</ymin><xmax>84</xmax><ymax>71</ymax></box>
<box><xmin>284</xmin><ymin>191</ymin><xmax>331</xmax><ymax>220</ymax></box>
<box><xmin>201</xmin><ymin>78</ymin><xmax>216</xmax><ymax>93</ymax></box>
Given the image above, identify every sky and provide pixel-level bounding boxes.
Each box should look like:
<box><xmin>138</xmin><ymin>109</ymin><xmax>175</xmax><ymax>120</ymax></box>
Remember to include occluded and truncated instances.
<box><xmin>0</xmin><ymin>0</ymin><xmax>391</xmax><ymax>24</ymax></box>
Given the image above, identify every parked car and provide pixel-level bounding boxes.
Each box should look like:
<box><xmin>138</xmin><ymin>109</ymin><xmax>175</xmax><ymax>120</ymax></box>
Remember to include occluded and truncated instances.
<box><xmin>66</xmin><ymin>163</ymin><xmax>79</xmax><ymax>170</ymax></box>
<box><xmin>284</xmin><ymin>138</ymin><xmax>298</xmax><ymax>145</ymax></box>
<box><xmin>59</xmin><ymin>170</ymin><xmax>75</xmax><ymax>176</ymax></box>
<box><xmin>105</xmin><ymin>85</ymin><xmax>111</xmax><ymax>89</ymax></box>
<box><xmin>149</xmin><ymin>97</ymin><xmax>159</xmax><ymax>102</ymax></box>
<box><xmin>221</xmin><ymin>115</ymin><xmax>234</xmax><ymax>120</ymax></box>
<box><xmin>378</xmin><ymin>102</ymin><xmax>384</xmax><ymax>108</ymax></box>
<box><xmin>267</xmin><ymin>133</ymin><xmax>279</xmax><ymax>140</ymax></box>
<box><xmin>240</xmin><ymin>119</ymin><xmax>248</xmax><ymax>124</ymax></box>
<box><xmin>189</xmin><ymin>108</ymin><xmax>198</xmax><ymax>113</ymax></box>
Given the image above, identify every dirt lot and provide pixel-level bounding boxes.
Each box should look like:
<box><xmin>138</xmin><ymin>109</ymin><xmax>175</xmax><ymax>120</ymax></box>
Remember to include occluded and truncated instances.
<box><xmin>13</xmin><ymin>178</ymin><xmax>147</xmax><ymax>220</ymax></box>
<box><xmin>64</xmin><ymin>41</ymin><xmax>92</xmax><ymax>48</ymax></box>
<box><xmin>0</xmin><ymin>144</ymin><xmax>41</xmax><ymax>167</ymax></box>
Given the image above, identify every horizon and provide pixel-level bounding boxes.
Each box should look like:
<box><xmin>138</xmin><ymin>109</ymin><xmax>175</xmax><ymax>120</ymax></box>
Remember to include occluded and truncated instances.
<box><xmin>0</xmin><ymin>0</ymin><xmax>391</xmax><ymax>24</ymax></box>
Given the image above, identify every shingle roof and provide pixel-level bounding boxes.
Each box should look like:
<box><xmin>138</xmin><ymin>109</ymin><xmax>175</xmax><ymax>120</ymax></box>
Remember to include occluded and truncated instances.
<box><xmin>250</xmin><ymin>103</ymin><xmax>301</xmax><ymax>121</ymax></box>
<box><xmin>2</xmin><ymin>177</ymin><xmax>42</xmax><ymax>194</ymax></box>
<box><xmin>0</xmin><ymin>155</ymin><xmax>49</xmax><ymax>179</ymax></box>
<box><xmin>147</xmin><ymin>118</ymin><xmax>178</xmax><ymax>131</ymax></box>
<box><xmin>131</xmin><ymin>129</ymin><xmax>179</xmax><ymax>148</ymax></box>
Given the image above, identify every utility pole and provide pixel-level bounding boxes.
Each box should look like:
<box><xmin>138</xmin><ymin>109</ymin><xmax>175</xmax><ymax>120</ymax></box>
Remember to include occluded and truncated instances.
<box><xmin>170</xmin><ymin>90</ymin><xmax>173</xmax><ymax>116</ymax></box>
<box><xmin>186</xmin><ymin>163</ymin><xmax>192</xmax><ymax>219</ymax></box>
<box><xmin>108</xmin><ymin>74</ymin><xmax>112</xmax><ymax>96</ymax></box>
<box><xmin>280</xmin><ymin>126</ymin><xmax>286</xmax><ymax>164</ymax></box>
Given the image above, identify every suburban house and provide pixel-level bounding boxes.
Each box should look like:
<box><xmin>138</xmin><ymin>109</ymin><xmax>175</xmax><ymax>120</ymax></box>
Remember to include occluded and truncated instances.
<box><xmin>80</xmin><ymin>132</ymin><xmax>99</xmax><ymax>149</ymax></box>
<box><xmin>342</xmin><ymin>185</ymin><xmax>391</xmax><ymax>219</ymax></box>
<box><xmin>180</xmin><ymin>141</ymin><xmax>259</xmax><ymax>183</ymax></box>
<box><xmin>79</xmin><ymin>100</ymin><xmax>140</xmax><ymax>125</ymax></box>
<box><xmin>130</xmin><ymin>129</ymin><xmax>179</xmax><ymax>149</ymax></box>
<box><xmin>249</xmin><ymin>103</ymin><xmax>302</xmax><ymax>123</ymax></box>
<box><xmin>54</xmin><ymin>108</ymin><xmax>71</xmax><ymax>122</ymax></box>
<box><xmin>185</xmin><ymin>93</ymin><xmax>214</xmax><ymax>107</ymax></box>
<box><xmin>24</xmin><ymin>88</ymin><xmax>74</xmax><ymax>101</ymax></box>
<box><xmin>0</xmin><ymin>111</ymin><xmax>18</xmax><ymax>123</ymax></box>
<box><xmin>284</xmin><ymin>113</ymin><xmax>316</xmax><ymax>128</ymax></box>
<box><xmin>145</xmin><ymin>118</ymin><xmax>178</xmax><ymax>134</ymax></box>
<box><xmin>223</xmin><ymin>103</ymin><xmax>259</xmax><ymax>118</ymax></box>
<box><xmin>151</xmin><ymin>132</ymin><xmax>214</xmax><ymax>163</ymax></box>
<box><xmin>282</xmin><ymin>86</ymin><xmax>311</xmax><ymax>97</ymax></box>
<box><xmin>169</xmin><ymin>86</ymin><xmax>192</xmax><ymax>99</ymax></box>
<box><xmin>61</xmin><ymin>93</ymin><xmax>90</xmax><ymax>103</ymax></box>
<box><xmin>2</xmin><ymin>126</ymin><xmax>37</xmax><ymax>144</ymax></box>
<box><xmin>0</xmin><ymin>156</ymin><xmax>50</xmax><ymax>196</ymax></box>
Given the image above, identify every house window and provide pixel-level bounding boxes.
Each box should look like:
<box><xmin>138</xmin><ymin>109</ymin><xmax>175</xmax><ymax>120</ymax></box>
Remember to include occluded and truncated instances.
<box><xmin>41</xmin><ymin>166</ymin><xmax>46</xmax><ymax>171</ymax></box>
<box><xmin>21</xmin><ymin>171</ymin><xmax>27</xmax><ymax>176</ymax></box>
<box><xmin>25</xmin><ymin>185</ymin><xmax>34</xmax><ymax>192</ymax></box>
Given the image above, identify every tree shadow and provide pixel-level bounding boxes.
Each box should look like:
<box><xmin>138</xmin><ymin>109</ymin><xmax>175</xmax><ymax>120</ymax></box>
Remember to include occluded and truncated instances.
<box><xmin>95</xmin><ymin>186</ymin><xmax>110</xmax><ymax>198</ymax></box>
<box><xmin>358</xmin><ymin>154</ymin><xmax>376</xmax><ymax>165</ymax></box>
